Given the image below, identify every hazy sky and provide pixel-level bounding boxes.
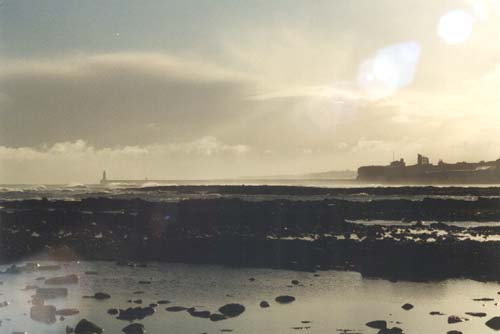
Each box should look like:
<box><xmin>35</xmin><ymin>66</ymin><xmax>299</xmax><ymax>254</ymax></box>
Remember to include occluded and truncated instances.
<box><xmin>1</xmin><ymin>0</ymin><xmax>500</xmax><ymax>183</ymax></box>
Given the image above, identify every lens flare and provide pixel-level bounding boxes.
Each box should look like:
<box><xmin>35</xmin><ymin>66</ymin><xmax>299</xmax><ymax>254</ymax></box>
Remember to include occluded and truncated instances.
<box><xmin>357</xmin><ymin>41</ymin><xmax>421</xmax><ymax>100</ymax></box>
<box><xmin>438</xmin><ymin>10</ymin><xmax>474</xmax><ymax>44</ymax></box>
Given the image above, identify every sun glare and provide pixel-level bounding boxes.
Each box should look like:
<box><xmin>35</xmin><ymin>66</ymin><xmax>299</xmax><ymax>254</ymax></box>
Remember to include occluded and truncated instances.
<box><xmin>438</xmin><ymin>10</ymin><xmax>475</xmax><ymax>44</ymax></box>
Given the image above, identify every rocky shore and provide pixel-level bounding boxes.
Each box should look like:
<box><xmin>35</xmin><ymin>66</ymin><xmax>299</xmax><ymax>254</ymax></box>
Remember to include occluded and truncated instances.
<box><xmin>1</xmin><ymin>187</ymin><xmax>500</xmax><ymax>281</ymax></box>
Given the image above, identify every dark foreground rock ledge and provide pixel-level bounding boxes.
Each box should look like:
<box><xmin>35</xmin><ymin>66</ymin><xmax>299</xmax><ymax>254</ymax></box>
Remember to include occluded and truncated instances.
<box><xmin>1</xmin><ymin>196</ymin><xmax>500</xmax><ymax>282</ymax></box>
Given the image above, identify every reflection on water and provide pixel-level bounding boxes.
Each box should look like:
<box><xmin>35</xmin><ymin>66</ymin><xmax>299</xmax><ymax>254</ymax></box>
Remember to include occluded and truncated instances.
<box><xmin>0</xmin><ymin>262</ymin><xmax>499</xmax><ymax>333</ymax></box>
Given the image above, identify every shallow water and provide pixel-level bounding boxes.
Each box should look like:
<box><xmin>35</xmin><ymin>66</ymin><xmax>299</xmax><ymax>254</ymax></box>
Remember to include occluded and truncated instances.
<box><xmin>0</xmin><ymin>261</ymin><xmax>499</xmax><ymax>333</ymax></box>
<box><xmin>349</xmin><ymin>219</ymin><xmax>500</xmax><ymax>228</ymax></box>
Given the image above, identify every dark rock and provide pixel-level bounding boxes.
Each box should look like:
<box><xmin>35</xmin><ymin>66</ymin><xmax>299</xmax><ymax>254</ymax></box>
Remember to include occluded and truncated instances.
<box><xmin>448</xmin><ymin>315</ymin><xmax>464</xmax><ymax>324</ymax></box>
<box><xmin>166</xmin><ymin>306</ymin><xmax>187</xmax><ymax>312</ymax></box>
<box><xmin>74</xmin><ymin>318</ymin><xmax>103</xmax><ymax>334</ymax></box>
<box><xmin>157</xmin><ymin>300</ymin><xmax>170</xmax><ymax>304</ymax></box>
<box><xmin>291</xmin><ymin>280</ymin><xmax>300</xmax><ymax>285</ymax></box>
<box><xmin>122</xmin><ymin>323</ymin><xmax>145</xmax><ymax>334</ymax></box>
<box><xmin>30</xmin><ymin>305</ymin><xmax>56</xmax><ymax>324</ymax></box>
<box><xmin>275</xmin><ymin>295</ymin><xmax>295</xmax><ymax>304</ymax></box>
<box><xmin>218</xmin><ymin>303</ymin><xmax>245</xmax><ymax>318</ymax></box>
<box><xmin>447</xmin><ymin>331</ymin><xmax>462</xmax><ymax>334</ymax></box>
<box><xmin>401</xmin><ymin>303</ymin><xmax>413</xmax><ymax>310</ymax></box>
<box><xmin>133</xmin><ymin>299</ymin><xmax>142</xmax><ymax>304</ymax></box>
<box><xmin>429</xmin><ymin>311</ymin><xmax>445</xmax><ymax>316</ymax></box>
<box><xmin>486</xmin><ymin>316</ymin><xmax>500</xmax><ymax>330</ymax></box>
<box><xmin>93</xmin><ymin>292</ymin><xmax>111</xmax><ymax>300</ymax></box>
<box><xmin>210</xmin><ymin>313</ymin><xmax>227</xmax><ymax>322</ymax></box>
<box><xmin>366</xmin><ymin>320</ymin><xmax>387</xmax><ymax>329</ymax></box>
<box><xmin>260</xmin><ymin>301</ymin><xmax>270</xmax><ymax>308</ymax></box>
<box><xmin>107</xmin><ymin>308</ymin><xmax>119</xmax><ymax>315</ymax></box>
<box><xmin>56</xmin><ymin>308</ymin><xmax>80</xmax><ymax>316</ymax></box>
<box><xmin>378</xmin><ymin>328</ymin><xmax>403</xmax><ymax>334</ymax></box>
<box><xmin>465</xmin><ymin>312</ymin><xmax>486</xmax><ymax>317</ymax></box>
<box><xmin>188</xmin><ymin>307</ymin><xmax>211</xmax><ymax>318</ymax></box>
<box><xmin>117</xmin><ymin>307</ymin><xmax>155</xmax><ymax>321</ymax></box>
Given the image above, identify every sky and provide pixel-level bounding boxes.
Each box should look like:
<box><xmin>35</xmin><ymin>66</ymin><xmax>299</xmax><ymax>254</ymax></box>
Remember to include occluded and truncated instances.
<box><xmin>1</xmin><ymin>0</ymin><xmax>500</xmax><ymax>183</ymax></box>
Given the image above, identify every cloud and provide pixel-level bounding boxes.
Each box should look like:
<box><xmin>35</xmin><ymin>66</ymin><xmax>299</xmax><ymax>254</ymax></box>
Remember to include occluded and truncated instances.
<box><xmin>248</xmin><ymin>84</ymin><xmax>362</xmax><ymax>102</ymax></box>
<box><xmin>0</xmin><ymin>137</ymin><xmax>250</xmax><ymax>160</ymax></box>
<box><xmin>0</xmin><ymin>137</ymin><xmax>251</xmax><ymax>183</ymax></box>
<box><xmin>0</xmin><ymin>53</ymin><xmax>249</xmax><ymax>83</ymax></box>
<box><xmin>0</xmin><ymin>52</ymin><xmax>257</xmax><ymax>147</ymax></box>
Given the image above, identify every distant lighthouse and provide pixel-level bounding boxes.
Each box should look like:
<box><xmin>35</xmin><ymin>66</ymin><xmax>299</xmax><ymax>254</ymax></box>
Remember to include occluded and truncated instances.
<box><xmin>100</xmin><ymin>170</ymin><xmax>107</xmax><ymax>184</ymax></box>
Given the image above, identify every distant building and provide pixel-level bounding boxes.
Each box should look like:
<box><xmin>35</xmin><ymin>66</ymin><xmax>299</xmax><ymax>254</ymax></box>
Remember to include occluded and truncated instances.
<box><xmin>390</xmin><ymin>158</ymin><xmax>406</xmax><ymax>167</ymax></box>
<box><xmin>417</xmin><ymin>154</ymin><xmax>429</xmax><ymax>166</ymax></box>
<box><xmin>357</xmin><ymin>154</ymin><xmax>500</xmax><ymax>184</ymax></box>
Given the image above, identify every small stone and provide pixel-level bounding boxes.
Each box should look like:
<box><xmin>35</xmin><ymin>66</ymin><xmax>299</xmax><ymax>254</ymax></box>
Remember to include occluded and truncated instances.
<box><xmin>448</xmin><ymin>315</ymin><xmax>464</xmax><ymax>324</ymax></box>
<box><xmin>473</xmin><ymin>298</ymin><xmax>494</xmax><ymax>301</ymax></box>
<box><xmin>366</xmin><ymin>320</ymin><xmax>387</xmax><ymax>329</ymax></box>
<box><xmin>165</xmin><ymin>306</ymin><xmax>187</xmax><ymax>312</ymax></box>
<box><xmin>187</xmin><ymin>307</ymin><xmax>211</xmax><ymax>318</ymax></box>
<box><xmin>157</xmin><ymin>300</ymin><xmax>170</xmax><ymax>304</ymax></box>
<box><xmin>465</xmin><ymin>312</ymin><xmax>486</xmax><ymax>317</ymax></box>
<box><xmin>260</xmin><ymin>301</ymin><xmax>270</xmax><ymax>308</ymax></box>
<box><xmin>218</xmin><ymin>304</ymin><xmax>245</xmax><ymax>318</ymax></box>
<box><xmin>210</xmin><ymin>313</ymin><xmax>226</xmax><ymax>322</ymax></box>
<box><xmin>74</xmin><ymin>318</ymin><xmax>103</xmax><ymax>334</ymax></box>
<box><xmin>117</xmin><ymin>307</ymin><xmax>155</xmax><ymax>321</ymax></box>
<box><xmin>122</xmin><ymin>323</ymin><xmax>145</xmax><ymax>334</ymax></box>
<box><xmin>378</xmin><ymin>328</ymin><xmax>403</xmax><ymax>334</ymax></box>
<box><xmin>429</xmin><ymin>311</ymin><xmax>445</xmax><ymax>316</ymax></box>
<box><xmin>401</xmin><ymin>303</ymin><xmax>413</xmax><ymax>310</ymax></box>
<box><xmin>486</xmin><ymin>316</ymin><xmax>500</xmax><ymax>330</ymax></box>
<box><xmin>275</xmin><ymin>295</ymin><xmax>295</xmax><ymax>304</ymax></box>
<box><xmin>56</xmin><ymin>308</ymin><xmax>80</xmax><ymax>316</ymax></box>
<box><xmin>107</xmin><ymin>308</ymin><xmax>119</xmax><ymax>315</ymax></box>
<box><xmin>93</xmin><ymin>292</ymin><xmax>111</xmax><ymax>300</ymax></box>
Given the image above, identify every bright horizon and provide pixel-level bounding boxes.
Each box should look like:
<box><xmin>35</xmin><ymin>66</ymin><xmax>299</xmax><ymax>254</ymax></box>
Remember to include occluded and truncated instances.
<box><xmin>2</xmin><ymin>1</ymin><xmax>500</xmax><ymax>183</ymax></box>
